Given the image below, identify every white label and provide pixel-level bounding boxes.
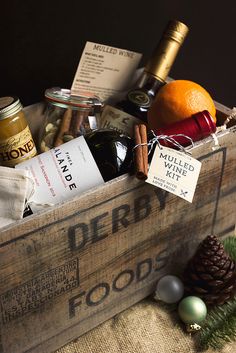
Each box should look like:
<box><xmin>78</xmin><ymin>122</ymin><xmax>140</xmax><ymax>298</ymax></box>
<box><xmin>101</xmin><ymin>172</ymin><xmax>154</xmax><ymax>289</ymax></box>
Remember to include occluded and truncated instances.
<box><xmin>16</xmin><ymin>136</ymin><xmax>104</xmax><ymax>211</ymax></box>
<box><xmin>71</xmin><ymin>41</ymin><xmax>142</xmax><ymax>102</ymax></box>
<box><xmin>100</xmin><ymin>105</ymin><xmax>143</xmax><ymax>137</ymax></box>
<box><xmin>146</xmin><ymin>146</ymin><xmax>202</xmax><ymax>203</ymax></box>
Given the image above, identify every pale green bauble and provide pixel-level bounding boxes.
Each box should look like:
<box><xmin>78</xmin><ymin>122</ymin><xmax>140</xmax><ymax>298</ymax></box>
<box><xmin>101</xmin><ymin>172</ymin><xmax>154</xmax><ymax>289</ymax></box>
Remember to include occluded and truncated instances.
<box><xmin>178</xmin><ymin>296</ymin><xmax>207</xmax><ymax>324</ymax></box>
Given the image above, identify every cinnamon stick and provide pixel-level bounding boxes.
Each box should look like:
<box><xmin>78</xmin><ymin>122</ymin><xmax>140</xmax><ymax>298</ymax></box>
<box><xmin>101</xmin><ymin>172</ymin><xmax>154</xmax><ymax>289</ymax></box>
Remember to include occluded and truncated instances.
<box><xmin>134</xmin><ymin>124</ymin><xmax>148</xmax><ymax>180</ymax></box>
<box><xmin>69</xmin><ymin>110</ymin><xmax>88</xmax><ymax>137</ymax></box>
<box><xmin>69</xmin><ymin>110</ymin><xmax>92</xmax><ymax>138</ymax></box>
<box><xmin>54</xmin><ymin>108</ymin><xmax>72</xmax><ymax>147</ymax></box>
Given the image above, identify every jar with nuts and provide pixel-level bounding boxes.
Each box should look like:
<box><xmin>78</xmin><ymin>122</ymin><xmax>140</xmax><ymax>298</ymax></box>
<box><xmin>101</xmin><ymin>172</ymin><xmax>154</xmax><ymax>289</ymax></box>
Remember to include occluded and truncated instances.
<box><xmin>40</xmin><ymin>88</ymin><xmax>103</xmax><ymax>152</ymax></box>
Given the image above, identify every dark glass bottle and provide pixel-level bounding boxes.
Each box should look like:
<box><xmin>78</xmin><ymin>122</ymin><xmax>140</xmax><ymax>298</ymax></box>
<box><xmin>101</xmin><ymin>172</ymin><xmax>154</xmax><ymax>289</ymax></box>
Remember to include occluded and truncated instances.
<box><xmin>116</xmin><ymin>20</ymin><xmax>189</xmax><ymax>122</ymax></box>
<box><xmin>85</xmin><ymin>129</ymin><xmax>134</xmax><ymax>182</ymax></box>
<box><xmin>23</xmin><ymin>129</ymin><xmax>134</xmax><ymax>217</ymax></box>
<box><xmin>148</xmin><ymin>110</ymin><xmax>216</xmax><ymax>148</ymax></box>
<box><xmin>147</xmin><ymin>110</ymin><xmax>216</xmax><ymax>162</ymax></box>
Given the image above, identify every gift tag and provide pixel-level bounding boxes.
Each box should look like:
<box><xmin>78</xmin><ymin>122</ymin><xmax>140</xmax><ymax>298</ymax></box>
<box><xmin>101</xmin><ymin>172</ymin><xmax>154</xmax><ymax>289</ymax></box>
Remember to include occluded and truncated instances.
<box><xmin>146</xmin><ymin>146</ymin><xmax>202</xmax><ymax>203</ymax></box>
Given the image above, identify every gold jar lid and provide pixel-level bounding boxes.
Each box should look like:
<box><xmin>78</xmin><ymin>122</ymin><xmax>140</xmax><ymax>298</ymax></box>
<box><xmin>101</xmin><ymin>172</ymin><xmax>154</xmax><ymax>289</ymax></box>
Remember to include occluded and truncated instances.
<box><xmin>0</xmin><ymin>96</ymin><xmax>23</xmax><ymax>120</ymax></box>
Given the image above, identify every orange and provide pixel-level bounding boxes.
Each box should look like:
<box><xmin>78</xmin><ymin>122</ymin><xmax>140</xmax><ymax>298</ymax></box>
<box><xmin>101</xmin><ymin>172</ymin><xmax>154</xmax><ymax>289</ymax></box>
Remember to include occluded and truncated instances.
<box><xmin>147</xmin><ymin>80</ymin><xmax>216</xmax><ymax>130</ymax></box>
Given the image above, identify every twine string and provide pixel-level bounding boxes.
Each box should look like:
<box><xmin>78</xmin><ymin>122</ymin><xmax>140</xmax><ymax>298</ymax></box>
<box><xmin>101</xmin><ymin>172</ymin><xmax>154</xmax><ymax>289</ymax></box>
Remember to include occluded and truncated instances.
<box><xmin>133</xmin><ymin>130</ymin><xmax>194</xmax><ymax>155</ymax></box>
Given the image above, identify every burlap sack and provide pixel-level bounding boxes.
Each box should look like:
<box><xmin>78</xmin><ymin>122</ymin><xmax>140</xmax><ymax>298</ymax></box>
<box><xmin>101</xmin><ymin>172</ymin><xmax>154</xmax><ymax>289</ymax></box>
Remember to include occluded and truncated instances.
<box><xmin>55</xmin><ymin>299</ymin><xmax>236</xmax><ymax>353</ymax></box>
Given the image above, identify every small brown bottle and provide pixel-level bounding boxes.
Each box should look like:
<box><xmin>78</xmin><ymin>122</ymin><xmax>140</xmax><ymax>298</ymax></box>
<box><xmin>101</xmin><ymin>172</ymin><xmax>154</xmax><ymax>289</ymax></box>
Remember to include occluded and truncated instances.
<box><xmin>116</xmin><ymin>20</ymin><xmax>189</xmax><ymax>122</ymax></box>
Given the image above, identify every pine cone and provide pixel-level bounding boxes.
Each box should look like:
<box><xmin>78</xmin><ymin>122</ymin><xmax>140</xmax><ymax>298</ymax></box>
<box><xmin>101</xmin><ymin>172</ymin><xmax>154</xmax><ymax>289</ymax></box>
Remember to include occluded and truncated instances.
<box><xmin>183</xmin><ymin>235</ymin><xmax>236</xmax><ymax>306</ymax></box>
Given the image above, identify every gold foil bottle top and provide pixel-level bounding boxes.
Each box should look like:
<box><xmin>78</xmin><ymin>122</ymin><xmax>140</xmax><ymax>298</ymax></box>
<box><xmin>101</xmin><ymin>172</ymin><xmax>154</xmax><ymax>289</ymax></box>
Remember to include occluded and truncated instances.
<box><xmin>163</xmin><ymin>20</ymin><xmax>189</xmax><ymax>44</ymax></box>
<box><xmin>145</xmin><ymin>20</ymin><xmax>189</xmax><ymax>82</ymax></box>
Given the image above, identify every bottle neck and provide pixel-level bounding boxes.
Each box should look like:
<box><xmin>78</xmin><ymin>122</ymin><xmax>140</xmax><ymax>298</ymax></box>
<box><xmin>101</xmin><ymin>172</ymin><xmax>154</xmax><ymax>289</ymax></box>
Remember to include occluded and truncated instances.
<box><xmin>143</xmin><ymin>21</ymin><xmax>189</xmax><ymax>86</ymax></box>
<box><xmin>136</xmin><ymin>71</ymin><xmax>165</xmax><ymax>96</ymax></box>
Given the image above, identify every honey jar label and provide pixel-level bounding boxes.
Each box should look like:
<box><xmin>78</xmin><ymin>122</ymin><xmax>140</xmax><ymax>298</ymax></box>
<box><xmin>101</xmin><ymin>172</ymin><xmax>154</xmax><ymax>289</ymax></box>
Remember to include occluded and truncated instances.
<box><xmin>146</xmin><ymin>145</ymin><xmax>202</xmax><ymax>203</ymax></box>
<box><xmin>0</xmin><ymin>126</ymin><xmax>37</xmax><ymax>167</ymax></box>
<box><xmin>100</xmin><ymin>105</ymin><xmax>143</xmax><ymax>137</ymax></box>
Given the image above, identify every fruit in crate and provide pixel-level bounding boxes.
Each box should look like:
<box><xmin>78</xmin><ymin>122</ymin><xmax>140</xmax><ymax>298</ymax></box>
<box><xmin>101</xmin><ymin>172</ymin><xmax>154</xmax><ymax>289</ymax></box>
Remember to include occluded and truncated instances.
<box><xmin>147</xmin><ymin>80</ymin><xmax>216</xmax><ymax>129</ymax></box>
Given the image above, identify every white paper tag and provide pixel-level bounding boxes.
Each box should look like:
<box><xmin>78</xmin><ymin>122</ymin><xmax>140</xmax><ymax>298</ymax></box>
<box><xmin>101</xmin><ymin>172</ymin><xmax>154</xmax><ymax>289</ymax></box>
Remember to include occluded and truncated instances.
<box><xmin>99</xmin><ymin>105</ymin><xmax>143</xmax><ymax>137</ymax></box>
<box><xmin>146</xmin><ymin>146</ymin><xmax>202</xmax><ymax>203</ymax></box>
<box><xmin>71</xmin><ymin>41</ymin><xmax>142</xmax><ymax>102</ymax></box>
<box><xmin>16</xmin><ymin>136</ymin><xmax>105</xmax><ymax>212</ymax></box>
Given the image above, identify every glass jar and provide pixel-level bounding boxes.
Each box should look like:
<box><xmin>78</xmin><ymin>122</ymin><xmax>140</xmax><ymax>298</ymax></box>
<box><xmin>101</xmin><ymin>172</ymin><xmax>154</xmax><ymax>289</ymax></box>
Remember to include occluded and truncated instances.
<box><xmin>40</xmin><ymin>88</ymin><xmax>103</xmax><ymax>152</ymax></box>
<box><xmin>0</xmin><ymin>96</ymin><xmax>37</xmax><ymax>167</ymax></box>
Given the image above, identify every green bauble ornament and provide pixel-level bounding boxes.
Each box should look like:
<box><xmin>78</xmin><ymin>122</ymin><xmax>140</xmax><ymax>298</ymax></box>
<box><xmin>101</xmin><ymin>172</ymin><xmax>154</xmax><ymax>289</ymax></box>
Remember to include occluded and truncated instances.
<box><xmin>178</xmin><ymin>296</ymin><xmax>207</xmax><ymax>324</ymax></box>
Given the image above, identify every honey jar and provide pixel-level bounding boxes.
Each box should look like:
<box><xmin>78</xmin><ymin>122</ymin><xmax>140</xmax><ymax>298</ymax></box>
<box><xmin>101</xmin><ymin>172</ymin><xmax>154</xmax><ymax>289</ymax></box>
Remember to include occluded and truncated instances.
<box><xmin>0</xmin><ymin>96</ymin><xmax>37</xmax><ymax>167</ymax></box>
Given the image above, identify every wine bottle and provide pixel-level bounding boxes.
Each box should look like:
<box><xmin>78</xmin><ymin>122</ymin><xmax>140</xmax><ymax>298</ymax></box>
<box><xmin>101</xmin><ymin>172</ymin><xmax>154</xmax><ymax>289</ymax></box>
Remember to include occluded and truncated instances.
<box><xmin>148</xmin><ymin>110</ymin><xmax>216</xmax><ymax>148</ymax></box>
<box><xmin>115</xmin><ymin>20</ymin><xmax>189</xmax><ymax>122</ymax></box>
<box><xmin>85</xmin><ymin>129</ymin><xmax>133</xmax><ymax>182</ymax></box>
<box><xmin>16</xmin><ymin>129</ymin><xmax>133</xmax><ymax>214</ymax></box>
<box><xmin>146</xmin><ymin>110</ymin><xmax>216</xmax><ymax>163</ymax></box>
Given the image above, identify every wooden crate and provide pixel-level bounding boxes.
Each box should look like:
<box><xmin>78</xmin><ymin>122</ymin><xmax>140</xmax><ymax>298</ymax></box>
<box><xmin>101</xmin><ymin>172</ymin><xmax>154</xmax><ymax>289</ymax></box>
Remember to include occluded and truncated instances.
<box><xmin>0</xmin><ymin>101</ymin><xmax>236</xmax><ymax>353</ymax></box>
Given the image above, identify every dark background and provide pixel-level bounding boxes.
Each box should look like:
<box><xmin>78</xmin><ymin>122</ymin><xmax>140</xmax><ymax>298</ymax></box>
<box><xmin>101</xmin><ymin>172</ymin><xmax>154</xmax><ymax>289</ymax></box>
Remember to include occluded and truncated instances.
<box><xmin>1</xmin><ymin>0</ymin><xmax>236</xmax><ymax>108</ymax></box>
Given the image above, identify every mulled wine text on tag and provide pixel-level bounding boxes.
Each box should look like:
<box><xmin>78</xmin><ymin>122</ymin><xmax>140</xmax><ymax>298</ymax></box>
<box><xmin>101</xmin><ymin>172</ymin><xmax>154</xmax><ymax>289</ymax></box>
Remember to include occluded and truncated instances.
<box><xmin>146</xmin><ymin>146</ymin><xmax>202</xmax><ymax>203</ymax></box>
